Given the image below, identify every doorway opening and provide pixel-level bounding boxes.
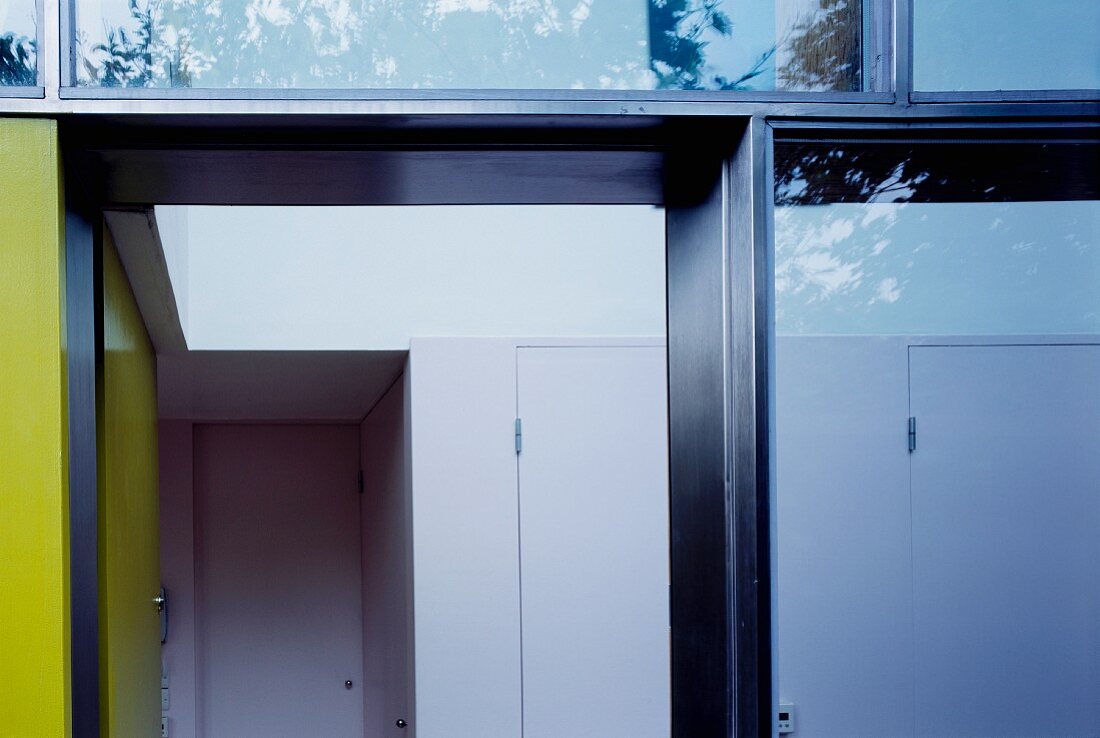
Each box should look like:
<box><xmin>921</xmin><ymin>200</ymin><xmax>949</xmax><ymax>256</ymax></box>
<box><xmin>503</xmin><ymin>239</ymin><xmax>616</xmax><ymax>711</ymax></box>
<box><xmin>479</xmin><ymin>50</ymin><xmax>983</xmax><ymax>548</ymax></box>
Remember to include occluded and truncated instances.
<box><xmin>100</xmin><ymin>203</ymin><xmax>671</xmax><ymax>738</ymax></box>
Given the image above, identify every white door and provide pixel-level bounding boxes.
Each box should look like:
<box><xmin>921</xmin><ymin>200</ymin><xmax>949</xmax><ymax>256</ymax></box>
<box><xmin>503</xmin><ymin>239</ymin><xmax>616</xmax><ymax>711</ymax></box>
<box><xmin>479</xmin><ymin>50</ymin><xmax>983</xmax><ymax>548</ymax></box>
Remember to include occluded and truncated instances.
<box><xmin>194</xmin><ymin>424</ymin><xmax>365</xmax><ymax>738</ymax></box>
<box><xmin>517</xmin><ymin>345</ymin><xmax>670</xmax><ymax>738</ymax></box>
<box><xmin>910</xmin><ymin>345</ymin><xmax>1100</xmax><ymax>737</ymax></box>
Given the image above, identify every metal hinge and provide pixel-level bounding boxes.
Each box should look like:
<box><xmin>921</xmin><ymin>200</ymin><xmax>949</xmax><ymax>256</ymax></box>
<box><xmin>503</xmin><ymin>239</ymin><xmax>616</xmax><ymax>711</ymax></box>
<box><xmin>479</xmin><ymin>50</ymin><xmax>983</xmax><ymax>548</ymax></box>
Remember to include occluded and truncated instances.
<box><xmin>357</xmin><ymin>470</ymin><xmax>364</xmax><ymax>494</ymax></box>
<box><xmin>515</xmin><ymin>418</ymin><xmax>523</xmax><ymax>454</ymax></box>
<box><xmin>908</xmin><ymin>417</ymin><xmax>917</xmax><ymax>453</ymax></box>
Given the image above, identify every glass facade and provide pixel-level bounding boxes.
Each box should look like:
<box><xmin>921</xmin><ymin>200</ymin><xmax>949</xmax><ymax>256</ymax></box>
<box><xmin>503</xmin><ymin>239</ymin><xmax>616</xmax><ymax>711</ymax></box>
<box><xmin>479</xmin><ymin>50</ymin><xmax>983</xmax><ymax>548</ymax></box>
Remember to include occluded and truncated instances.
<box><xmin>73</xmin><ymin>0</ymin><xmax>866</xmax><ymax>90</ymax></box>
<box><xmin>1</xmin><ymin>0</ymin><xmax>37</xmax><ymax>85</ymax></box>
<box><xmin>773</xmin><ymin>141</ymin><xmax>1100</xmax><ymax>736</ymax></box>
<box><xmin>914</xmin><ymin>0</ymin><xmax>1100</xmax><ymax>91</ymax></box>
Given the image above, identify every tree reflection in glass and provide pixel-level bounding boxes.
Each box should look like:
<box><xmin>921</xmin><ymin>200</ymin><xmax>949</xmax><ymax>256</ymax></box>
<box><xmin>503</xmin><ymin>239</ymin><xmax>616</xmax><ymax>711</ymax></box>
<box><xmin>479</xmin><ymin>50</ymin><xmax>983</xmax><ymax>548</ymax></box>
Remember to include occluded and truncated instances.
<box><xmin>774</xmin><ymin>142</ymin><xmax>1100</xmax><ymax>336</ymax></box>
<box><xmin>1</xmin><ymin>0</ymin><xmax>37</xmax><ymax>86</ymax></box>
<box><xmin>74</xmin><ymin>0</ymin><xmax>864</xmax><ymax>90</ymax></box>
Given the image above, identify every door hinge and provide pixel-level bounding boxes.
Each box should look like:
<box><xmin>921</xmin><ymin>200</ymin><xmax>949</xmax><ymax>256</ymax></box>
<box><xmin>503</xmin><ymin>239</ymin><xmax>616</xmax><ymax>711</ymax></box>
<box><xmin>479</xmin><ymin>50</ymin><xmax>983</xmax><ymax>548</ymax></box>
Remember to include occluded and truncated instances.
<box><xmin>515</xmin><ymin>418</ymin><xmax>522</xmax><ymax>454</ymax></box>
<box><xmin>908</xmin><ymin>416</ymin><xmax>917</xmax><ymax>453</ymax></box>
<box><xmin>357</xmin><ymin>470</ymin><xmax>364</xmax><ymax>494</ymax></box>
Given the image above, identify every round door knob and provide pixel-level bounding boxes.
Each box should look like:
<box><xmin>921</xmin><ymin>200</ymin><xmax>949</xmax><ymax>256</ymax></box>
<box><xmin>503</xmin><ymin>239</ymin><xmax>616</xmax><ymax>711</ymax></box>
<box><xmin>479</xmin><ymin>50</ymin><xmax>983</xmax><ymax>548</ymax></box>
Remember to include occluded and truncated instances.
<box><xmin>344</xmin><ymin>680</ymin><xmax>353</xmax><ymax>689</ymax></box>
<box><xmin>396</xmin><ymin>718</ymin><xmax>408</xmax><ymax>728</ymax></box>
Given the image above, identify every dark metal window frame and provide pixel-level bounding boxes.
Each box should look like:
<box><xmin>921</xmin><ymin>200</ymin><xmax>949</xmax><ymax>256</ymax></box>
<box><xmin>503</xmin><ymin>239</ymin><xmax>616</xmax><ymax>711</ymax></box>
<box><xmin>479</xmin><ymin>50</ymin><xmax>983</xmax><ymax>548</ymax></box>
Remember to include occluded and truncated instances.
<box><xmin>62</xmin><ymin>115</ymin><xmax>1095</xmax><ymax>738</ymax></box>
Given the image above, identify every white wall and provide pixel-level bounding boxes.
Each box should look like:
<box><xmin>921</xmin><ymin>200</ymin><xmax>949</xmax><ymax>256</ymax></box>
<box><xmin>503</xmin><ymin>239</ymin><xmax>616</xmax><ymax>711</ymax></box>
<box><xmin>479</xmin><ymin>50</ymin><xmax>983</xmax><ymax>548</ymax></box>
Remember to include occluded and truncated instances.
<box><xmin>154</xmin><ymin>205</ymin><xmax>666</xmax><ymax>350</ymax></box>
<box><xmin>408</xmin><ymin>338</ymin><xmax>523</xmax><ymax>738</ymax></box>
<box><xmin>360</xmin><ymin>374</ymin><xmax>416</xmax><ymax>737</ymax></box>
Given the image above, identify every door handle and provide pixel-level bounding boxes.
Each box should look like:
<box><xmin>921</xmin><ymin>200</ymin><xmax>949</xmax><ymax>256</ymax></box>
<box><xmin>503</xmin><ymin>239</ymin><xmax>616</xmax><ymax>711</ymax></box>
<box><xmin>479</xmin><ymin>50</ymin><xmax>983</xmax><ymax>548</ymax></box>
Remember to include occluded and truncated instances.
<box><xmin>154</xmin><ymin>587</ymin><xmax>168</xmax><ymax>644</ymax></box>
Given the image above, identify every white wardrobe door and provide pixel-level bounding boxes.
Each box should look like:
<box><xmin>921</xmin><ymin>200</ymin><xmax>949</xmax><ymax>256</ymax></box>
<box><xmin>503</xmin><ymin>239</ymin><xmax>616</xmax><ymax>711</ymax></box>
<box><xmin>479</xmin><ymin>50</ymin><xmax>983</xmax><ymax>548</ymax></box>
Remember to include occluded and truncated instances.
<box><xmin>517</xmin><ymin>345</ymin><xmax>670</xmax><ymax>738</ymax></box>
<box><xmin>910</xmin><ymin>345</ymin><xmax>1100</xmax><ymax>737</ymax></box>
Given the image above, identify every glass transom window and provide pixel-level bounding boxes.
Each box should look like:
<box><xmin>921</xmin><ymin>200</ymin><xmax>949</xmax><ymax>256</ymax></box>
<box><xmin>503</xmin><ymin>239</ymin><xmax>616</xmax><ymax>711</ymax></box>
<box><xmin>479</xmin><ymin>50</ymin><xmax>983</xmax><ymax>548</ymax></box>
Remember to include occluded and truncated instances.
<box><xmin>73</xmin><ymin>0</ymin><xmax>870</xmax><ymax>91</ymax></box>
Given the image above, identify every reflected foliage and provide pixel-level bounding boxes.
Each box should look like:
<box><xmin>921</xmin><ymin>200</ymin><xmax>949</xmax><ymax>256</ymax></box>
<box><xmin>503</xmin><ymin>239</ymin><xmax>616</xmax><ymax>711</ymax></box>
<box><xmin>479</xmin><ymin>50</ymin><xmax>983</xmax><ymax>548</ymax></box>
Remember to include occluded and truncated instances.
<box><xmin>0</xmin><ymin>34</ymin><xmax>36</xmax><ymax>86</ymax></box>
<box><xmin>76</xmin><ymin>0</ymin><xmax>863</xmax><ymax>90</ymax></box>
<box><xmin>777</xmin><ymin>0</ymin><xmax>861</xmax><ymax>91</ymax></box>
<box><xmin>774</xmin><ymin>142</ymin><xmax>1100</xmax><ymax>336</ymax></box>
<box><xmin>649</xmin><ymin>0</ymin><xmax>774</xmax><ymax>90</ymax></box>
<box><xmin>775</xmin><ymin>143</ymin><xmax>1100</xmax><ymax>206</ymax></box>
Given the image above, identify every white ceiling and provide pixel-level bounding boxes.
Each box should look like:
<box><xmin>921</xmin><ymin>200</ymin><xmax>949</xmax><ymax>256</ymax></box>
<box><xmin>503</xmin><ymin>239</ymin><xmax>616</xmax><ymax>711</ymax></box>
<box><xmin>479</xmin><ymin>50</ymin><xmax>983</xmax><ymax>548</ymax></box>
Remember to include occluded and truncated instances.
<box><xmin>157</xmin><ymin>350</ymin><xmax>407</xmax><ymax>421</ymax></box>
<box><xmin>111</xmin><ymin>203</ymin><xmax>662</xmax><ymax>420</ymax></box>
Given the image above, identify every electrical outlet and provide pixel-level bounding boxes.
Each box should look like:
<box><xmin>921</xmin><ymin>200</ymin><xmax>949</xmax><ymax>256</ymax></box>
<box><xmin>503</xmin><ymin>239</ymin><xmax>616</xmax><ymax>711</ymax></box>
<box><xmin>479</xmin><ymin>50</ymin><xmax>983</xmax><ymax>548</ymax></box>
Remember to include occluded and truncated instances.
<box><xmin>161</xmin><ymin>687</ymin><xmax>170</xmax><ymax>711</ymax></box>
<box><xmin>778</xmin><ymin>703</ymin><xmax>795</xmax><ymax>734</ymax></box>
<box><xmin>160</xmin><ymin>716</ymin><xmax>169</xmax><ymax>737</ymax></box>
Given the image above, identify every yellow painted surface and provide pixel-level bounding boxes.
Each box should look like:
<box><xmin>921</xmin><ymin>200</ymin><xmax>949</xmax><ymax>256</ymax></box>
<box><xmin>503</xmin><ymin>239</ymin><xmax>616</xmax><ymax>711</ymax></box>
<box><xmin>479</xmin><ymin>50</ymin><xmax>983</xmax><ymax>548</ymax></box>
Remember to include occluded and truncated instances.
<box><xmin>0</xmin><ymin>119</ymin><xmax>71</xmax><ymax>738</ymax></box>
<box><xmin>99</xmin><ymin>228</ymin><xmax>160</xmax><ymax>737</ymax></box>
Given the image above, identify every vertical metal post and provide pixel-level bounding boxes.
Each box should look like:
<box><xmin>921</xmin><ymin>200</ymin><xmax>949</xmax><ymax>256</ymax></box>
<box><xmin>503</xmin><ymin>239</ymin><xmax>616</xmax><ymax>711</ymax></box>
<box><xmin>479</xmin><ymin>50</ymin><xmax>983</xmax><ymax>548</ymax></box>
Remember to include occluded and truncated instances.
<box><xmin>666</xmin><ymin>117</ymin><xmax>773</xmax><ymax>737</ymax></box>
<box><xmin>66</xmin><ymin>179</ymin><xmax>101</xmax><ymax>738</ymax></box>
<box><xmin>895</xmin><ymin>0</ymin><xmax>915</xmax><ymax>103</ymax></box>
<box><xmin>867</xmin><ymin>0</ymin><xmax>896</xmax><ymax>94</ymax></box>
<box><xmin>58</xmin><ymin>0</ymin><xmax>75</xmax><ymax>88</ymax></box>
<box><xmin>666</xmin><ymin>133</ymin><xmax>735</xmax><ymax>737</ymax></box>
<box><xmin>728</xmin><ymin>117</ymin><xmax>774</xmax><ymax>738</ymax></box>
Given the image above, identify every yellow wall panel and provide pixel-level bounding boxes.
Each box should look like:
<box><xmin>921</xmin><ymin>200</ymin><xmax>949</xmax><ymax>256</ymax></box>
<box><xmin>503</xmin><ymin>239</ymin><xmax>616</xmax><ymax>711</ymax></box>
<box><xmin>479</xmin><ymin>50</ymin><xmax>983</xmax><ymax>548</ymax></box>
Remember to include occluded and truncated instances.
<box><xmin>0</xmin><ymin>119</ymin><xmax>71</xmax><ymax>736</ymax></box>
<box><xmin>100</xmin><ymin>228</ymin><xmax>160</xmax><ymax>737</ymax></box>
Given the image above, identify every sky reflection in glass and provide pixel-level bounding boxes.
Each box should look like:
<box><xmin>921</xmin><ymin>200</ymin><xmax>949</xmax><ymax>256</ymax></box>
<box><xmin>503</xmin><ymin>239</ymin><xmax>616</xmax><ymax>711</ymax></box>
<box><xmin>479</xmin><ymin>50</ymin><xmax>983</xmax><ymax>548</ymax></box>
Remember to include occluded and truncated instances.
<box><xmin>914</xmin><ymin>0</ymin><xmax>1100</xmax><ymax>91</ymax></box>
<box><xmin>74</xmin><ymin>0</ymin><xmax>864</xmax><ymax>90</ymax></box>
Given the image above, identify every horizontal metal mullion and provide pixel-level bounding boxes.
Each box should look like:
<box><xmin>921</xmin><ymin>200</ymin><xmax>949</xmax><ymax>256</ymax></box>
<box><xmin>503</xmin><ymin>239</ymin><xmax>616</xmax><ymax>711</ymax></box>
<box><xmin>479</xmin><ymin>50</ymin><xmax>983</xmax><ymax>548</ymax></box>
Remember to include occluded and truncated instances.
<box><xmin>0</xmin><ymin>86</ymin><xmax>46</xmax><ymax>98</ymax></box>
<box><xmin>911</xmin><ymin>89</ymin><xmax>1100</xmax><ymax>104</ymax></box>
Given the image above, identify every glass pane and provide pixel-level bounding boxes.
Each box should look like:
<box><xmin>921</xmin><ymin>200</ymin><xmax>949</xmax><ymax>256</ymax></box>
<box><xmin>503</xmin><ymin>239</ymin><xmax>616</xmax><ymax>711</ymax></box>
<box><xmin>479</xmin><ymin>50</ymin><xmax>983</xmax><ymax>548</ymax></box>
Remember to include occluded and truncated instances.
<box><xmin>914</xmin><ymin>0</ymin><xmax>1100</xmax><ymax>91</ymax></box>
<box><xmin>774</xmin><ymin>142</ymin><xmax>1100</xmax><ymax>334</ymax></box>
<box><xmin>1</xmin><ymin>0</ymin><xmax>37</xmax><ymax>85</ymax></box>
<box><xmin>74</xmin><ymin>0</ymin><xmax>865</xmax><ymax>90</ymax></box>
<box><xmin>773</xmin><ymin>141</ymin><xmax>1100</xmax><ymax>737</ymax></box>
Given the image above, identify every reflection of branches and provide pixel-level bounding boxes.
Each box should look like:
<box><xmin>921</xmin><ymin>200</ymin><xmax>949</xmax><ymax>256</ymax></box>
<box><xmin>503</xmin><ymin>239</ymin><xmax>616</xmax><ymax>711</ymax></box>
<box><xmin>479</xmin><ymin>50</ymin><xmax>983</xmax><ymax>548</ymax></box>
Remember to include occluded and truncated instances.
<box><xmin>0</xmin><ymin>34</ymin><xmax>36</xmax><ymax>86</ymax></box>
<box><xmin>717</xmin><ymin>44</ymin><xmax>776</xmax><ymax>90</ymax></box>
<box><xmin>776</xmin><ymin>146</ymin><xmax>933</xmax><ymax>206</ymax></box>
<box><xmin>777</xmin><ymin>0</ymin><xmax>861</xmax><ymax>92</ymax></box>
<box><xmin>775</xmin><ymin>142</ymin><xmax>1100</xmax><ymax>207</ymax></box>
<box><xmin>648</xmin><ymin>0</ymin><xmax>734</xmax><ymax>89</ymax></box>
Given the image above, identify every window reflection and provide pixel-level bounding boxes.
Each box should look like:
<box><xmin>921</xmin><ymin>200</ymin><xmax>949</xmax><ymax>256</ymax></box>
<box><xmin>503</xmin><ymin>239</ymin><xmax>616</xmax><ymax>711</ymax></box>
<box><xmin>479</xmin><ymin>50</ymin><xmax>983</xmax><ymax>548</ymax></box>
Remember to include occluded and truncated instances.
<box><xmin>774</xmin><ymin>142</ymin><xmax>1100</xmax><ymax>335</ymax></box>
<box><xmin>1</xmin><ymin>0</ymin><xmax>37</xmax><ymax>85</ymax></box>
<box><xmin>74</xmin><ymin>0</ymin><xmax>864</xmax><ymax>90</ymax></box>
<box><xmin>773</xmin><ymin>141</ymin><xmax>1100</xmax><ymax>737</ymax></box>
<box><xmin>914</xmin><ymin>0</ymin><xmax>1100</xmax><ymax>91</ymax></box>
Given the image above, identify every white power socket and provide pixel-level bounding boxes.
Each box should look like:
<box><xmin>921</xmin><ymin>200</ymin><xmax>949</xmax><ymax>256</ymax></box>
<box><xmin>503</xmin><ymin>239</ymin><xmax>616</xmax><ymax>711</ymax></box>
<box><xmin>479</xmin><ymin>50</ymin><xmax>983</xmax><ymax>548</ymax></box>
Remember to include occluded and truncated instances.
<box><xmin>160</xmin><ymin>716</ymin><xmax>169</xmax><ymax>737</ymax></box>
<box><xmin>778</xmin><ymin>703</ymin><xmax>795</xmax><ymax>734</ymax></box>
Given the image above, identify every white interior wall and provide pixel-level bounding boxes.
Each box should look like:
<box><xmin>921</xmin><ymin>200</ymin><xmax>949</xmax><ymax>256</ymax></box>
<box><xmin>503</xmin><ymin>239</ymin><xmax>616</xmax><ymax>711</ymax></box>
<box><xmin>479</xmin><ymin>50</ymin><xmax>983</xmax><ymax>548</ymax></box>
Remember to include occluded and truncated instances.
<box><xmin>407</xmin><ymin>338</ymin><xmax>523</xmax><ymax>738</ymax></box>
<box><xmin>153</xmin><ymin>205</ymin><xmax>666</xmax><ymax>350</ymax></box>
<box><xmin>360</xmin><ymin>373</ymin><xmax>416</xmax><ymax>738</ymax></box>
<box><xmin>159</xmin><ymin>419</ymin><xmax>408</xmax><ymax>738</ymax></box>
